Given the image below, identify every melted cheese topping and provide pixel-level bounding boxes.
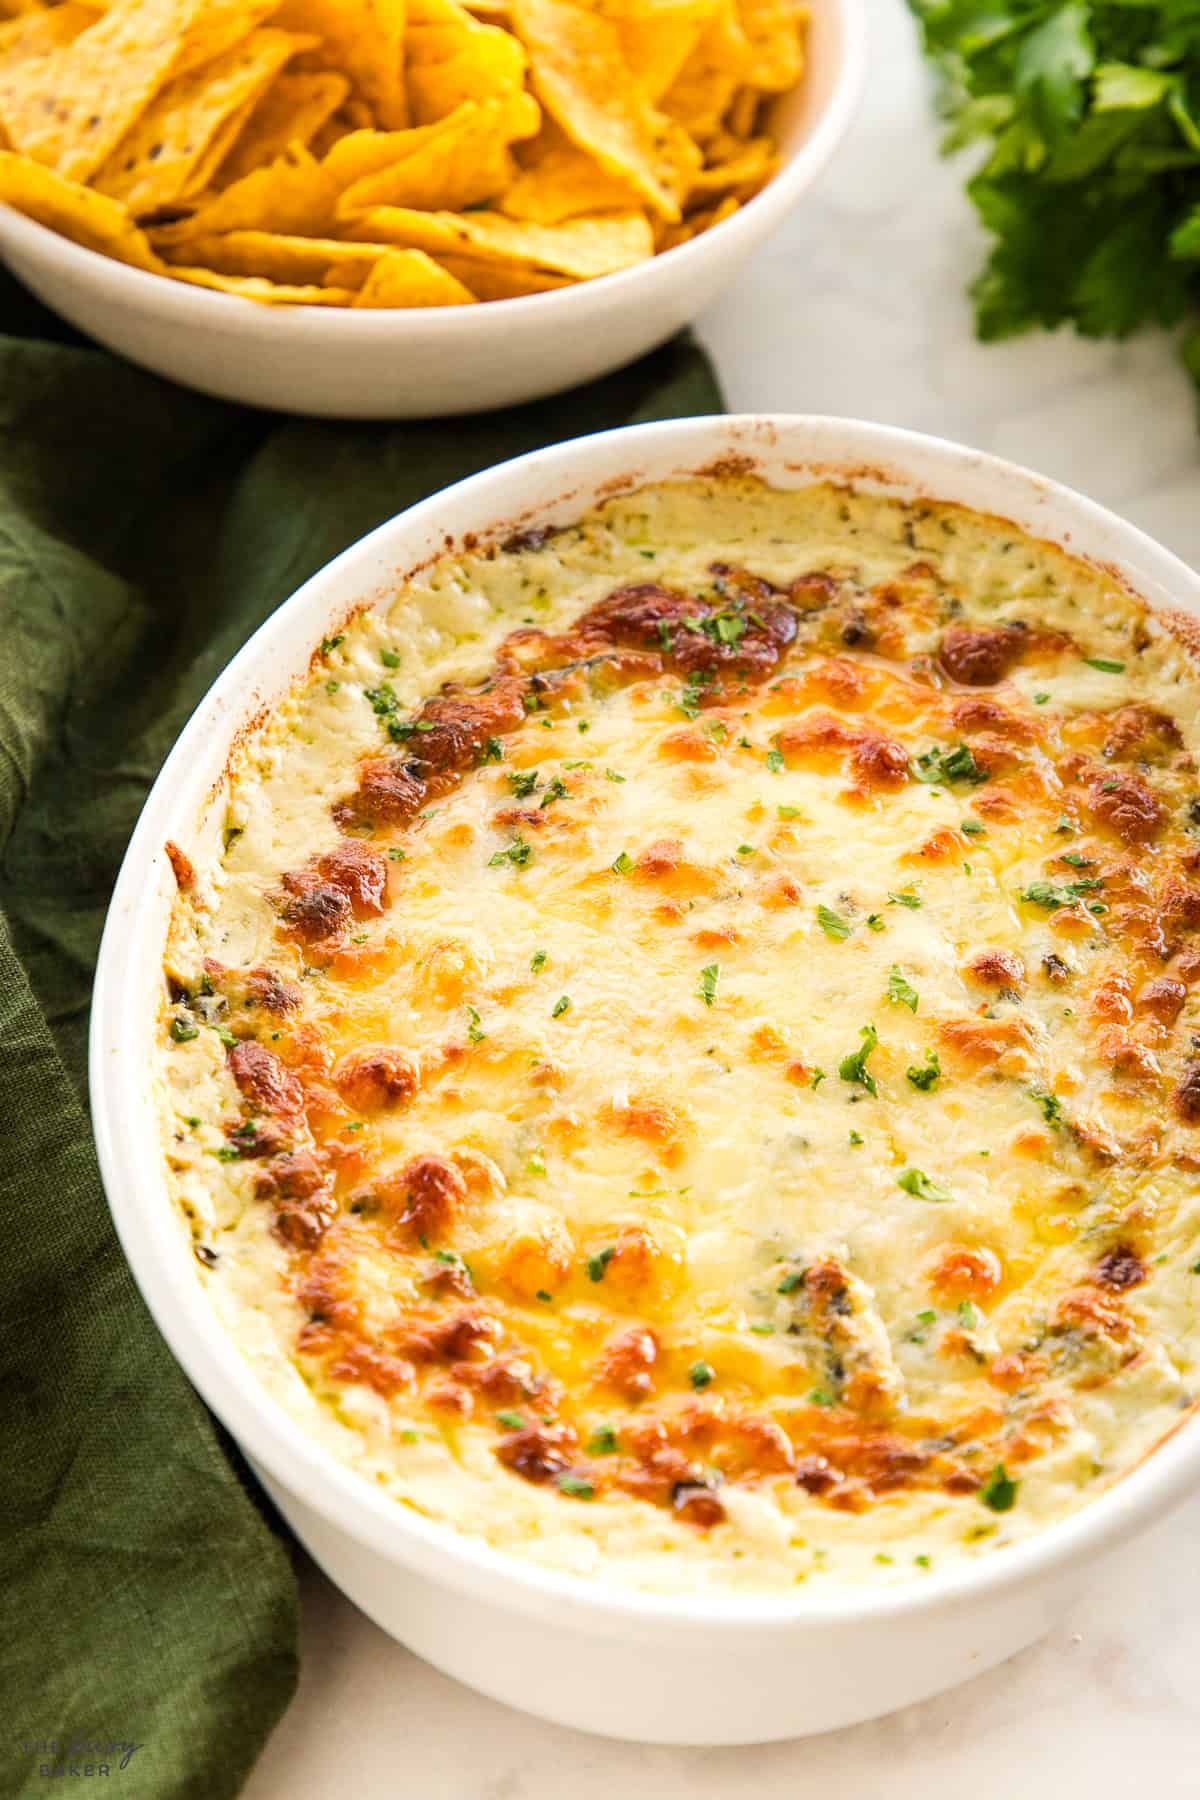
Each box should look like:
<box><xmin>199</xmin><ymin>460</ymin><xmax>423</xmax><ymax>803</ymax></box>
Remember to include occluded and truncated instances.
<box><xmin>159</xmin><ymin>477</ymin><xmax>1200</xmax><ymax>1593</ymax></box>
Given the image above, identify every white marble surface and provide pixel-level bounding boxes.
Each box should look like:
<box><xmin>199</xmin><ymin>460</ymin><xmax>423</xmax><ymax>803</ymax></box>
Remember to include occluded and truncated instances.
<box><xmin>245</xmin><ymin>3</ymin><xmax>1200</xmax><ymax>1789</ymax></box>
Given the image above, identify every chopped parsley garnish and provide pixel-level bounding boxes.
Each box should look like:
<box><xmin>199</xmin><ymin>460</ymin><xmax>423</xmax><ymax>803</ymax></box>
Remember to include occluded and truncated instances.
<box><xmin>677</xmin><ymin>671</ymin><xmax>710</xmax><ymax>719</ymax></box>
<box><xmin>888</xmin><ymin>890</ymin><xmax>922</xmax><ymax>909</ymax></box>
<box><xmin>749</xmin><ymin>1321</ymin><xmax>776</xmax><ymax>1335</ymax></box>
<box><xmin>736</xmin><ymin>843</ymin><xmax>755</xmax><ymax>857</ymax></box>
<box><xmin>897</xmin><ymin>1167</ymin><xmax>951</xmax><ymax>1202</ymax></box>
<box><xmin>551</xmin><ymin>994</ymin><xmax>571</xmax><ymax>1018</ymax></box>
<box><xmin>481</xmin><ymin>736</ymin><xmax>504</xmax><ymax>763</ymax></box>
<box><xmin>914</xmin><ymin>742</ymin><xmax>988</xmax><ymax>786</ymax></box>
<box><xmin>961</xmin><ymin>818</ymin><xmax>985</xmax><ymax>836</ymax></box>
<box><xmin>866</xmin><ymin>913</ymin><xmax>884</xmax><ymax>932</ymax></box>
<box><xmin>838</xmin><ymin>1023</ymin><xmax>879</xmax><ymax>1096</ymax></box>
<box><xmin>1060</xmin><ymin>851</ymin><xmax>1093</xmax><ymax>868</ymax></box>
<box><xmin>979</xmin><ymin>1463</ymin><xmax>1018</xmax><ymax>1513</ymax></box>
<box><xmin>816</xmin><ymin>903</ymin><xmax>851</xmax><ymax>941</ymax></box>
<box><xmin>849</xmin><ymin>1129</ymin><xmax>864</xmax><ymax>1146</ymax></box>
<box><xmin>496</xmin><ymin>1410</ymin><xmax>525</xmax><ymax>1430</ymax></box>
<box><xmin>508</xmin><ymin>769</ymin><xmax>538</xmax><ymax>798</ymax></box>
<box><xmin>319</xmin><ymin>633</ymin><xmax>344</xmax><ymax>655</ymax></box>
<box><xmin>489</xmin><ymin>835</ymin><xmax>532</xmax><ymax>868</ymax></box>
<box><xmin>1034</xmin><ymin>693</ymin><xmax>1050</xmax><ymax>706</ymax></box>
<box><xmin>387</xmin><ymin>847</ymin><xmax>406</xmax><ymax>862</ymax></box>
<box><xmin>530</xmin><ymin>949</ymin><xmax>547</xmax><ymax>973</ymax></box>
<box><xmin>588</xmin><ymin>1246</ymin><xmax>615</xmax><ymax>1281</ymax></box>
<box><xmin>1032</xmin><ymin>1089</ymin><xmax>1063</xmax><ymax>1125</ymax></box>
<box><xmin>588</xmin><ymin>1426</ymin><xmax>620</xmax><ymax>1455</ymax></box>
<box><xmin>887</xmin><ymin>966</ymin><xmax>919</xmax><ymax>1013</ymax></box>
<box><xmin>466</xmin><ymin>1006</ymin><xmax>485</xmax><ymax>1044</ymax></box>
<box><xmin>379</xmin><ymin>647</ymin><xmax>401</xmax><ymax>668</ymax></box>
<box><xmin>222</xmin><ymin>824</ymin><xmax>243</xmax><ymax>852</ymax></box>
<box><xmin>170</xmin><ymin>1015</ymin><xmax>199</xmax><ymax>1043</ymax></box>
<box><xmin>698</xmin><ymin>962</ymin><xmax>720</xmax><ymax>1007</ymax></box>
<box><xmin>906</xmin><ymin>1049</ymin><xmax>941</xmax><ymax>1091</ymax></box>
<box><xmin>557</xmin><ymin>1473</ymin><xmax>595</xmax><ymax>1499</ymax></box>
<box><xmin>606</xmin><ymin>768</ymin><xmax>625</xmax><ymax>782</ymax></box>
<box><xmin>1021</xmin><ymin>877</ymin><xmax>1104</xmax><ymax>909</ymax></box>
<box><xmin>1085</xmin><ymin>657</ymin><xmax>1126</xmax><ymax>675</ymax></box>
<box><xmin>957</xmin><ymin>1299</ymin><xmax>980</xmax><ymax>1329</ymax></box>
<box><xmin>689</xmin><ymin>1360</ymin><xmax>716</xmax><ymax>1390</ymax></box>
<box><xmin>540</xmin><ymin>775</ymin><xmax>569</xmax><ymax>807</ymax></box>
<box><xmin>777</xmin><ymin>1267</ymin><xmax>806</xmax><ymax>1295</ymax></box>
<box><xmin>527</xmin><ymin>1148</ymin><xmax>547</xmax><ymax>1176</ymax></box>
<box><xmin>808</xmin><ymin>1388</ymin><xmax>836</xmax><ymax>1408</ymax></box>
<box><xmin>778</xmin><ymin>804</ymin><xmax>801</xmax><ymax>820</ymax></box>
<box><xmin>810</xmin><ymin>1067</ymin><xmax>827</xmax><ymax>1089</ymax></box>
<box><xmin>765</xmin><ymin>748</ymin><xmax>785</xmax><ymax>774</ymax></box>
<box><xmin>612</xmin><ymin>850</ymin><xmax>634</xmax><ymax>874</ymax></box>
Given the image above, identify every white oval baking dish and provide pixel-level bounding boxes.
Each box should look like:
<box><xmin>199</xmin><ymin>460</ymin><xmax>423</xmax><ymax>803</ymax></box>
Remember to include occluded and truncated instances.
<box><xmin>90</xmin><ymin>415</ymin><xmax>1200</xmax><ymax>1743</ymax></box>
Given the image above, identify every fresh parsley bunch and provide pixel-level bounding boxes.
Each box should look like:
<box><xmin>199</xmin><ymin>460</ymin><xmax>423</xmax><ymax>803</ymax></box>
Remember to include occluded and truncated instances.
<box><xmin>909</xmin><ymin>0</ymin><xmax>1200</xmax><ymax>380</ymax></box>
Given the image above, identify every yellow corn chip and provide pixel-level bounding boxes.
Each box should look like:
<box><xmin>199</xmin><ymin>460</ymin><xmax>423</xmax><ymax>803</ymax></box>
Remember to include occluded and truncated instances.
<box><xmin>169</xmin><ymin>263</ymin><xmax>358</xmax><ymax>302</ymax></box>
<box><xmin>688</xmin><ymin>133</ymin><xmax>774</xmax><ymax>198</ymax></box>
<box><xmin>352</xmin><ymin>245</ymin><xmax>476</xmax><ymax>304</ymax></box>
<box><xmin>724</xmin><ymin>83</ymin><xmax>759</xmax><ymax>139</ymax></box>
<box><xmin>0</xmin><ymin>3</ymin><xmax>100</xmax><ymax>73</ymax></box>
<box><xmin>0</xmin><ymin>147</ymin><xmax>164</xmax><ymax>270</ymax></box>
<box><xmin>151</xmin><ymin>143</ymin><xmax>338</xmax><ymax>243</ymax></box>
<box><xmin>656</xmin><ymin>188</ymin><xmax>737</xmax><ymax>249</ymax></box>
<box><xmin>220</xmin><ymin>69</ymin><xmax>349</xmax><ymax>180</ymax></box>
<box><xmin>435</xmin><ymin>249</ymin><xmax>571</xmax><ymax>296</ymax></box>
<box><xmin>93</xmin><ymin>27</ymin><xmax>314</xmax><ymax>216</ymax></box>
<box><xmin>661</xmin><ymin>0</ymin><xmax>750</xmax><ymax>140</ymax></box>
<box><xmin>406</xmin><ymin>0</ymin><xmax>526</xmax><ymax>124</ymax></box>
<box><xmin>335</xmin><ymin>91</ymin><xmax>538</xmax><ymax>215</ymax></box>
<box><xmin>736</xmin><ymin>0</ymin><xmax>802</xmax><ymax>92</ymax></box>
<box><xmin>499</xmin><ymin>130</ymin><xmax>638</xmax><ymax>224</ymax></box>
<box><xmin>275</xmin><ymin>0</ymin><xmax>407</xmax><ymax>128</ymax></box>
<box><xmin>322</xmin><ymin>117</ymin><xmax>449</xmax><ymax>187</ymax></box>
<box><xmin>159</xmin><ymin>227</ymin><xmax>391</xmax><ymax>282</ymax></box>
<box><xmin>356</xmin><ymin>204</ymin><xmax>652</xmax><ymax>276</ymax></box>
<box><xmin>510</xmin><ymin>0</ymin><xmax>698</xmax><ymax>221</ymax></box>
<box><xmin>612</xmin><ymin>0</ymin><xmax>716</xmax><ymax>104</ymax></box>
<box><xmin>173</xmin><ymin>0</ymin><xmax>286</xmax><ymax>77</ymax></box>
<box><xmin>0</xmin><ymin>0</ymin><xmax>209</xmax><ymax>181</ymax></box>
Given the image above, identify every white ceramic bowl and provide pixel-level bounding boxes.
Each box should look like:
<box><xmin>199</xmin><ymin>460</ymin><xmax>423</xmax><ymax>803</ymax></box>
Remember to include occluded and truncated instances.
<box><xmin>91</xmin><ymin>415</ymin><xmax>1200</xmax><ymax>1744</ymax></box>
<box><xmin>0</xmin><ymin>0</ymin><xmax>863</xmax><ymax>419</ymax></box>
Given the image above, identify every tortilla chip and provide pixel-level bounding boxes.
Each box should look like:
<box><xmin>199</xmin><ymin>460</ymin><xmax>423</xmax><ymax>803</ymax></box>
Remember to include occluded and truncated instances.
<box><xmin>221</xmin><ymin>69</ymin><xmax>349</xmax><ymax>180</ymax></box>
<box><xmin>724</xmin><ymin>82</ymin><xmax>759</xmax><ymax>139</ymax></box>
<box><xmin>151</xmin><ymin>143</ymin><xmax>338</xmax><ymax>243</ymax></box>
<box><xmin>159</xmin><ymin>227</ymin><xmax>391</xmax><ymax>282</ymax></box>
<box><xmin>406</xmin><ymin>0</ymin><xmax>526</xmax><ymax>124</ymax></box>
<box><xmin>356</xmin><ymin>203</ymin><xmax>652</xmax><ymax>276</ymax></box>
<box><xmin>435</xmin><ymin>249</ymin><xmax>571</xmax><ymax>296</ymax></box>
<box><xmin>510</xmin><ymin>0</ymin><xmax>698</xmax><ymax>221</ymax></box>
<box><xmin>499</xmin><ymin>130</ymin><xmax>638</xmax><ymax>224</ymax></box>
<box><xmin>656</xmin><ymin>188</ymin><xmax>737</xmax><ymax>250</ymax></box>
<box><xmin>173</xmin><ymin>0</ymin><xmax>286</xmax><ymax>77</ymax></box>
<box><xmin>613</xmin><ymin>0</ymin><xmax>716</xmax><ymax>104</ymax></box>
<box><xmin>93</xmin><ymin>26</ymin><xmax>314</xmax><ymax>215</ymax></box>
<box><xmin>736</xmin><ymin>0</ymin><xmax>803</xmax><ymax>92</ymax></box>
<box><xmin>352</xmin><ymin>245</ymin><xmax>476</xmax><ymax>304</ymax></box>
<box><xmin>0</xmin><ymin>0</ymin><xmax>210</xmax><ymax>181</ymax></box>
<box><xmin>0</xmin><ymin>147</ymin><xmax>164</xmax><ymax>270</ymax></box>
<box><xmin>275</xmin><ymin>0</ymin><xmax>407</xmax><ymax>127</ymax></box>
<box><xmin>169</xmin><ymin>263</ymin><xmax>357</xmax><ymax>302</ymax></box>
<box><xmin>661</xmin><ymin>0</ymin><xmax>750</xmax><ymax>141</ymax></box>
<box><xmin>335</xmin><ymin>90</ymin><xmax>538</xmax><ymax>215</ymax></box>
<box><xmin>688</xmin><ymin>133</ymin><xmax>774</xmax><ymax>198</ymax></box>
<box><xmin>0</xmin><ymin>3</ymin><xmax>100</xmax><ymax>73</ymax></box>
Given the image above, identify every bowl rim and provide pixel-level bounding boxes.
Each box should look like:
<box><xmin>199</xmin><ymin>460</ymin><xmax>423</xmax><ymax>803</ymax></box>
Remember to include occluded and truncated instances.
<box><xmin>0</xmin><ymin>0</ymin><xmax>866</xmax><ymax>338</ymax></box>
<box><xmin>90</xmin><ymin>412</ymin><xmax>1200</xmax><ymax>1634</ymax></box>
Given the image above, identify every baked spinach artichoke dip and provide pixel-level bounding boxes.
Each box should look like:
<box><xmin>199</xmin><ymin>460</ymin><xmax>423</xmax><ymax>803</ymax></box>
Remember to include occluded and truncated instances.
<box><xmin>159</xmin><ymin>474</ymin><xmax>1200</xmax><ymax>1592</ymax></box>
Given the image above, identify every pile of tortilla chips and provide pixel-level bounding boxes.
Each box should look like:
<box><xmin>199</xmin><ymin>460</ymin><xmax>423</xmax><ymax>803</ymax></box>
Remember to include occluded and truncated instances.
<box><xmin>0</xmin><ymin>0</ymin><xmax>806</xmax><ymax>307</ymax></box>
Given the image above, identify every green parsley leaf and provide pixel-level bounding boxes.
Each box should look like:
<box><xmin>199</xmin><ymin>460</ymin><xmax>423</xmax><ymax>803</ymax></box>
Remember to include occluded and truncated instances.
<box><xmin>765</xmin><ymin>748</ymin><xmax>785</xmax><ymax>774</ymax></box>
<box><xmin>778</xmin><ymin>804</ymin><xmax>801</xmax><ymax>819</ymax></box>
<box><xmin>466</xmin><ymin>1006</ymin><xmax>485</xmax><ymax>1045</ymax></box>
<box><xmin>551</xmin><ymin>994</ymin><xmax>571</xmax><ymax>1018</ymax></box>
<box><xmin>817</xmin><ymin>903</ymin><xmax>851</xmax><ymax>941</ymax></box>
<box><xmin>379</xmin><ymin>647</ymin><xmax>401</xmax><ymax>668</ymax></box>
<box><xmin>489</xmin><ymin>836</ymin><xmax>532</xmax><ymax>868</ymax></box>
<box><xmin>849</xmin><ymin>1129</ymin><xmax>864</xmax><ymax>1146</ymax></box>
<box><xmin>588</xmin><ymin>1246</ymin><xmax>615</xmax><ymax>1282</ymax></box>
<box><xmin>540</xmin><ymin>775</ymin><xmax>569</xmax><ymax>806</ymax></box>
<box><xmin>689</xmin><ymin>1360</ymin><xmax>716</xmax><ymax>1390</ymax></box>
<box><xmin>961</xmin><ymin>818</ymin><xmax>985</xmax><ymax>836</ymax></box>
<box><xmin>979</xmin><ymin>1463</ymin><xmax>1019</xmax><ymax>1512</ymax></box>
<box><xmin>170</xmin><ymin>1015</ymin><xmax>199</xmax><ymax>1043</ymax></box>
<box><xmin>866</xmin><ymin>913</ymin><xmax>885</xmax><ymax>932</ymax></box>
<box><xmin>808</xmin><ymin>1388</ymin><xmax>836</xmax><ymax>1408</ymax></box>
<box><xmin>530</xmin><ymin>949</ymin><xmax>547</xmax><ymax>973</ymax></box>
<box><xmin>906</xmin><ymin>1049</ymin><xmax>941</xmax><ymax>1091</ymax></box>
<box><xmin>838</xmin><ymin>1023</ymin><xmax>879</xmax><ymax>1096</ymax></box>
<box><xmin>1032</xmin><ymin>1088</ymin><xmax>1063</xmax><ymax>1124</ymax></box>
<box><xmin>888</xmin><ymin>890</ymin><xmax>922</xmax><ymax>909</ymax></box>
<box><xmin>1085</xmin><ymin>656</ymin><xmax>1126</xmax><ymax>674</ymax></box>
<box><xmin>606</xmin><ymin>768</ymin><xmax>625</xmax><ymax>782</ymax></box>
<box><xmin>777</xmin><ymin>1267</ymin><xmax>806</xmax><ymax>1295</ymax></box>
<box><xmin>914</xmin><ymin>742</ymin><xmax>988</xmax><ymax>787</ymax></box>
<box><xmin>496</xmin><ymin>1410</ymin><xmax>526</xmax><ymax>1430</ymax></box>
<box><xmin>319</xmin><ymin>633</ymin><xmax>344</xmax><ymax>656</ymax></box>
<box><xmin>612</xmin><ymin>850</ymin><xmax>634</xmax><ymax>874</ymax></box>
<box><xmin>557</xmin><ymin>1473</ymin><xmax>595</xmax><ymax>1499</ymax></box>
<box><xmin>897</xmin><ymin>1167</ymin><xmax>952</xmax><ymax>1202</ymax></box>
<box><xmin>588</xmin><ymin>1426</ymin><xmax>620</xmax><ymax>1455</ymax></box>
<box><xmin>887</xmin><ymin>965</ymin><xmax>919</xmax><ymax>1012</ymax></box>
<box><xmin>698</xmin><ymin>962</ymin><xmax>720</xmax><ymax>1007</ymax></box>
<box><xmin>508</xmin><ymin>769</ymin><xmax>539</xmax><ymax>799</ymax></box>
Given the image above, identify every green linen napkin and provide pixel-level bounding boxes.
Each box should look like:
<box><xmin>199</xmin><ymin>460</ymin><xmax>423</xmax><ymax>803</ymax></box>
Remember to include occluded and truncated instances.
<box><xmin>0</xmin><ymin>276</ymin><xmax>722</xmax><ymax>1800</ymax></box>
